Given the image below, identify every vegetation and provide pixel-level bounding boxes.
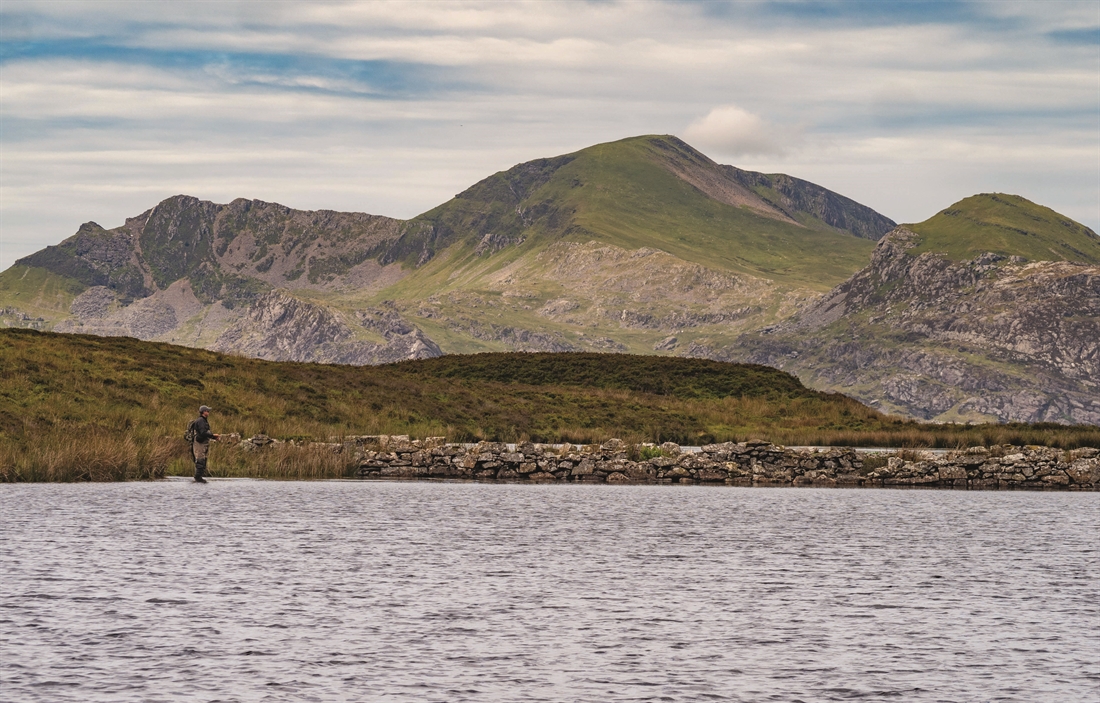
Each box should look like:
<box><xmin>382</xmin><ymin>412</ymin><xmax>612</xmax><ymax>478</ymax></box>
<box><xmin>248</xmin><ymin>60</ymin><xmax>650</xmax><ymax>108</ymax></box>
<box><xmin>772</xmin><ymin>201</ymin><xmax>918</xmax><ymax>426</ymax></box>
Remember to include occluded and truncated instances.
<box><xmin>1</xmin><ymin>329</ymin><xmax>1096</xmax><ymax>481</ymax></box>
<box><xmin>906</xmin><ymin>193</ymin><xmax>1100</xmax><ymax>263</ymax></box>
<box><xmin>0</xmin><ymin>265</ymin><xmax>86</xmax><ymax>320</ymax></box>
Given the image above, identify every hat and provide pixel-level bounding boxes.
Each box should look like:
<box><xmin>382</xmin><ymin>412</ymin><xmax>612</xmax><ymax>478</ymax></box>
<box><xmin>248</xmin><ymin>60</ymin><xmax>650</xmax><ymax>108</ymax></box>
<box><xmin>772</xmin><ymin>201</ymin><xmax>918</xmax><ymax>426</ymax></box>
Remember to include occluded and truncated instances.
<box><xmin>199</xmin><ymin>405</ymin><xmax>212</xmax><ymax>414</ymax></box>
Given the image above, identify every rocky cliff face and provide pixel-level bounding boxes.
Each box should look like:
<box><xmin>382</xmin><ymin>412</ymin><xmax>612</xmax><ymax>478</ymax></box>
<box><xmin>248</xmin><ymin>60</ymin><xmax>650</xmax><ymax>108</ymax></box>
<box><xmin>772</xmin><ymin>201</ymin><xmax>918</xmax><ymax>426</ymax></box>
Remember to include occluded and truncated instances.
<box><xmin>723</xmin><ymin>227</ymin><xmax>1100</xmax><ymax>424</ymax></box>
<box><xmin>211</xmin><ymin>292</ymin><xmax>441</xmax><ymax>365</ymax></box>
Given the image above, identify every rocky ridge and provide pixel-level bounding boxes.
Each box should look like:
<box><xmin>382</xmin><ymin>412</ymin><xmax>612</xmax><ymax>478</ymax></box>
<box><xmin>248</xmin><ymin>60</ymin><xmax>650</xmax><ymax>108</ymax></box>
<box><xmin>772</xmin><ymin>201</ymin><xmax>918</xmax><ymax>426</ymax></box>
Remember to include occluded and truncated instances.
<box><xmin>721</xmin><ymin>224</ymin><xmax>1100</xmax><ymax>424</ymax></box>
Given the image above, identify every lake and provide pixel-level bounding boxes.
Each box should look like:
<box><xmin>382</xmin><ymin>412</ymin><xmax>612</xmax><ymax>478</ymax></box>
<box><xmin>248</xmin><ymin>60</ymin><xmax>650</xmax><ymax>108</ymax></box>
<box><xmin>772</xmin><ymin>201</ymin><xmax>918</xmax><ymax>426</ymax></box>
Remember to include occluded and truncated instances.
<box><xmin>1</xmin><ymin>481</ymin><xmax>1097</xmax><ymax>702</ymax></box>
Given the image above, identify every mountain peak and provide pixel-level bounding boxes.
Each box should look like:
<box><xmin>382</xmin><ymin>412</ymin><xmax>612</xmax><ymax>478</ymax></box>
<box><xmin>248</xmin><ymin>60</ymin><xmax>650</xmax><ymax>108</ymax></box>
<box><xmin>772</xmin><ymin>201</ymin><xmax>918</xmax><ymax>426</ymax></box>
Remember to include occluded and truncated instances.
<box><xmin>582</xmin><ymin>134</ymin><xmax>897</xmax><ymax>240</ymax></box>
<box><xmin>905</xmin><ymin>192</ymin><xmax>1100</xmax><ymax>263</ymax></box>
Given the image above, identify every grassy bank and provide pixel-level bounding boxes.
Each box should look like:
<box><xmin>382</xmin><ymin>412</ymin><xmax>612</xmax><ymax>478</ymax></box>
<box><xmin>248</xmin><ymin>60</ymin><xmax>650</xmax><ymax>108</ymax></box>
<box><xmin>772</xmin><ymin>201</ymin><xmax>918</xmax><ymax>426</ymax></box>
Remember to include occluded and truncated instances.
<box><xmin>2</xmin><ymin>329</ymin><xmax>1097</xmax><ymax>481</ymax></box>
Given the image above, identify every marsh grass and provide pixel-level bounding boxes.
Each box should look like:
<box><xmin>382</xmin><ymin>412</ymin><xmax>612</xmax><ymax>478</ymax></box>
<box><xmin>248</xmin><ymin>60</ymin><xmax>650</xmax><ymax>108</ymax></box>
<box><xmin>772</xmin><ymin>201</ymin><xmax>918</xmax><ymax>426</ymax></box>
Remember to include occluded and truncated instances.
<box><xmin>0</xmin><ymin>429</ymin><xmax>176</xmax><ymax>482</ymax></box>
<box><xmin>162</xmin><ymin>442</ymin><xmax>360</xmax><ymax>480</ymax></box>
<box><xmin>2</xmin><ymin>329</ymin><xmax>1096</xmax><ymax>481</ymax></box>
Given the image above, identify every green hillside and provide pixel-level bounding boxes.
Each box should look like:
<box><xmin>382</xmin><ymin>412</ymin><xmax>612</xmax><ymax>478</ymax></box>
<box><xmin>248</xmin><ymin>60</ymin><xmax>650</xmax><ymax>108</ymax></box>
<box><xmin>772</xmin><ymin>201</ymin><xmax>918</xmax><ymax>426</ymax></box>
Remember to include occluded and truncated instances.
<box><xmin>0</xmin><ymin>265</ymin><xmax>85</xmax><ymax>318</ymax></box>
<box><xmin>392</xmin><ymin>352</ymin><xmax>811</xmax><ymax>400</ymax></box>
<box><xmin>906</xmin><ymin>193</ymin><xmax>1100</xmax><ymax>263</ymax></box>
<box><xmin>399</xmin><ymin>135</ymin><xmax>879</xmax><ymax>290</ymax></box>
<box><xmin>0</xmin><ymin>328</ymin><xmax>860</xmax><ymax>447</ymax></box>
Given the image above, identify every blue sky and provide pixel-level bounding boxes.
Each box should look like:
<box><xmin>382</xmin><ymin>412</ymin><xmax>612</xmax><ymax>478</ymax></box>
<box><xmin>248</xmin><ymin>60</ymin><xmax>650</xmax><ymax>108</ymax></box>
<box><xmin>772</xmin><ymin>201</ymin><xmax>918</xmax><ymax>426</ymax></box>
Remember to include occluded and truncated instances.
<box><xmin>1</xmin><ymin>0</ymin><xmax>1097</xmax><ymax>270</ymax></box>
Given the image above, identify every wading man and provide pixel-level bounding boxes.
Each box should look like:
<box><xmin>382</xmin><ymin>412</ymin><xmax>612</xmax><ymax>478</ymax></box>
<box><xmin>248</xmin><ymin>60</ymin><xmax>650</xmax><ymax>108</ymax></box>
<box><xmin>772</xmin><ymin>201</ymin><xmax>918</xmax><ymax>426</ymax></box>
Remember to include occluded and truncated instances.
<box><xmin>189</xmin><ymin>405</ymin><xmax>221</xmax><ymax>483</ymax></box>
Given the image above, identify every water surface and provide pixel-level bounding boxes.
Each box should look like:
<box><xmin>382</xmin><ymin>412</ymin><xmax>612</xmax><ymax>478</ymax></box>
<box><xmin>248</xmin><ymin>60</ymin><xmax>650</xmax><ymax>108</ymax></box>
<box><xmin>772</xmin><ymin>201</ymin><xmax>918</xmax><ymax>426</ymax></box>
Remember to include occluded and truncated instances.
<box><xmin>2</xmin><ymin>481</ymin><xmax>1097</xmax><ymax>702</ymax></box>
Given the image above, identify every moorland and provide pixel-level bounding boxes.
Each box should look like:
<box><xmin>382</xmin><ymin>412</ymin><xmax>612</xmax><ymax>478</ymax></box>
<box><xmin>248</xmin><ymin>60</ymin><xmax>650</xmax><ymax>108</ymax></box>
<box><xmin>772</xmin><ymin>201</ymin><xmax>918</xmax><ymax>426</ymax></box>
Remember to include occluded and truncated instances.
<box><xmin>2</xmin><ymin>328</ymin><xmax>1096</xmax><ymax>481</ymax></box>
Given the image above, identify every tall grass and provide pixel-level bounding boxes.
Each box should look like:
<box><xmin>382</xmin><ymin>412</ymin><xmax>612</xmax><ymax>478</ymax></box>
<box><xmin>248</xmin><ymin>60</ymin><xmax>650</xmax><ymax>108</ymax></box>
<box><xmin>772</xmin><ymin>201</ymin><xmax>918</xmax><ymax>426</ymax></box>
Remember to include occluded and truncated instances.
<box><xmin>161</xmin><ymin>441</ymin><xmax>360</xmax><ymax>480</ymax></box>
<box><xmin>0</xmin><ymin>429</ymin><xmax>176</xmax><ymax>482</ymax></box>
<box><xmin>2</xmin><ymin>328</ymin><xmax>1096</xmax><ymax>481</ymax></box>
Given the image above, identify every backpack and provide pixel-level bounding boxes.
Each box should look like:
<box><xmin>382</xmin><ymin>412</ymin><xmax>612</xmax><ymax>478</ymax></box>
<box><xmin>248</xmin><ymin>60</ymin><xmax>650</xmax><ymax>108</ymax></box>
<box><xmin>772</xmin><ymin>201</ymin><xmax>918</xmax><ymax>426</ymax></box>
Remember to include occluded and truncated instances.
<box><xmin>184</xmin><ymin>419</ymin><xmax>198</xmax><ymax>443</ymax></box>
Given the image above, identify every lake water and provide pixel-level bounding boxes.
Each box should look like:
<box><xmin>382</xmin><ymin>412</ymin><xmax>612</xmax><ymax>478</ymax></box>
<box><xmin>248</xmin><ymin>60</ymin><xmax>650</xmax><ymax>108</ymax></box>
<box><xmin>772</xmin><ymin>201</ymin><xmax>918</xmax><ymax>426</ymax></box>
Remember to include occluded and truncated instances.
<box><xmin>1</xmin><ymin>481</ymin><xmax>1097</xmax><ymax>702</ymax></box>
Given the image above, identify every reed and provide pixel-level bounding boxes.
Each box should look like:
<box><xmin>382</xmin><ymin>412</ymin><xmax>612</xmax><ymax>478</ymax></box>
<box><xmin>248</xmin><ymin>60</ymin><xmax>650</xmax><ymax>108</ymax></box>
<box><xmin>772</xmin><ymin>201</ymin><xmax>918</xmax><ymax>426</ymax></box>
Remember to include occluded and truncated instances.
<box><xmin>0</xmin><ymin>429</ymin><xmax>173</xmax><ymax>482</ymax></box>
<box><xmin>170</xmin><ymin>442</ymin><xmax>361</xmax><ymax>480</ymax></box>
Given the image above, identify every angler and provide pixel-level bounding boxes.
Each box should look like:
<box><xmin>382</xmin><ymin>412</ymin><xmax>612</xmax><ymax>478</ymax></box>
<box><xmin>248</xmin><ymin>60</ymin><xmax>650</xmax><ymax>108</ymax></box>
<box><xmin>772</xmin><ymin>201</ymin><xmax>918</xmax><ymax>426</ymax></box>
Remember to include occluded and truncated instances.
<box><xmin>185</xmin><ymin>405</ymin><xmax>221</xmax><ymax>483</ymax></box>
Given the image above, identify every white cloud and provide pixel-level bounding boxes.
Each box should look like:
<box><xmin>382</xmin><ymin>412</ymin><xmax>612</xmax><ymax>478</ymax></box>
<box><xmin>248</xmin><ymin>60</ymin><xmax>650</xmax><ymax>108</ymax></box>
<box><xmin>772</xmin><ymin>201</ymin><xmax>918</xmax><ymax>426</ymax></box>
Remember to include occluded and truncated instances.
<box><xmin>684</xmin><ymin>105</ymin><xmax>798</xmax><ymax>157</ymax></box>
<box><xmin>0</xmin><ymin>0</ymin><xmax>1097</xmax><ymax>270</ymax></box>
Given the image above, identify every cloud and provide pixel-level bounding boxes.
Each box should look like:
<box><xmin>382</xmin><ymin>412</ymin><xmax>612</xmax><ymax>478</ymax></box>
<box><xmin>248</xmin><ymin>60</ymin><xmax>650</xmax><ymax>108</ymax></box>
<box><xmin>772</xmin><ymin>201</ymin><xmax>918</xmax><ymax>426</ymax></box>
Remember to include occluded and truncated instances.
<box><xmin>0</xmin><ymin>0</ymin><xmax>1097</xmax><ymax>271</ymax></box>
<box><xmin>683</xmin><ymin>105</ymin><xmax>797</xmax><ymax>157</ymax></box>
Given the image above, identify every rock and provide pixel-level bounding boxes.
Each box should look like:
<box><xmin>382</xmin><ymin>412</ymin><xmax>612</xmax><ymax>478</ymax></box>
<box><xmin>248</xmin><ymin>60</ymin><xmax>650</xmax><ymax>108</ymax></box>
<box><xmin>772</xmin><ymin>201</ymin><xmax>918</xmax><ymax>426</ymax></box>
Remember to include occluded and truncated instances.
<box><xmin>334</xmin><ymin>437</ymin><xmax>1097</xmax><ymax>490</ymax></box>
<box><xmin>654</xmin><ymin>335</ymin><xmax>678</xmax><ymax>351</ymax></box>
<box><xmin>938</xmin><ymin>465</ymin><xmax>967</xmax><ymax>481</ymax></box>
<box><xmin>1066</xmin><ymin>460</ymin><xmax>1099</xmax><ymax>484</ymax></box>
<box><xmin>571</xmin><ymin>460</ymin><xmax>596</xmax><ymax>477</ymax></box>
<box><xmin>600</xmin><ymin>439</ymin><xmax>626</xmax><ymax>452</ymax></box>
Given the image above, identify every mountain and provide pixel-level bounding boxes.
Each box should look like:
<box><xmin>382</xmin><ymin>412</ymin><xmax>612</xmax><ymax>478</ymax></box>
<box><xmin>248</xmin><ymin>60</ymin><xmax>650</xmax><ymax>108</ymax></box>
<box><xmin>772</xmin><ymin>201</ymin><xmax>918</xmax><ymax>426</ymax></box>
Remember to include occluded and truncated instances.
<box><xmin>0</xmin><ymin>135</ymin><xmax>892</xmax><ymax>364</ymax></box>
<box><xmin>721</xmin><ymin>194</ymin><xmax>1100</xmax><ymax>424</ymax></box>
<box><xmin>5</xmin><ymin>137</ymin><xmax>1096</xmax><ymax>424</ymax></box>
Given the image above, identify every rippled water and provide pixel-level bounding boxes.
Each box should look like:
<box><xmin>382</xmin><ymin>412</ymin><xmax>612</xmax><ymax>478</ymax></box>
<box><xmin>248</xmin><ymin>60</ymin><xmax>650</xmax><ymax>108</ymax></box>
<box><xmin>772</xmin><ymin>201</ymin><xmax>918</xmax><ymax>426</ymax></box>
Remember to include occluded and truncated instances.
<box><xmin>2</xmin><ymin>481</ymin><xmax>1097</xmax><ymax>702</ymax></box>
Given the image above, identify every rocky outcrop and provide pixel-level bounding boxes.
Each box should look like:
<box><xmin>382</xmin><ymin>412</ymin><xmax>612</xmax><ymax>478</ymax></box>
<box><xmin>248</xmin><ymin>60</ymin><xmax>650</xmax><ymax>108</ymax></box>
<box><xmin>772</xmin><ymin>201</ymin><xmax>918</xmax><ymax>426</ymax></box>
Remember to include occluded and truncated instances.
<box><xmin>721</xmin><ymin>165</ymin><xmax>897</xmax><ymax>240</ymax></box>
<box><xmin>18</xmin><ymin>221</ymin><xmax>149</xmax><ymax>302</ymax></box>
<box><xmin>723</xmin><ymin>227</ymin><xmax>1100</xmax><ymax>424</ymax></box>
<box><xmin>0</xmin><ymin>308</ymin><xmax>47</xmax><ymax>330</ymax></box>
<box><xmin>54</xmin><ymin>279</ymin><xmax>205</xmax><ymax>340</ymax></box>
<box><xmin>298</xmin><ymin>436</ymin><xmax>1099</xmax><ymax>490</ymax></box>
<box><xmin>212</xmin><ymin>292</ymin><xmax>442</xmax><ymax>364</ymax></box>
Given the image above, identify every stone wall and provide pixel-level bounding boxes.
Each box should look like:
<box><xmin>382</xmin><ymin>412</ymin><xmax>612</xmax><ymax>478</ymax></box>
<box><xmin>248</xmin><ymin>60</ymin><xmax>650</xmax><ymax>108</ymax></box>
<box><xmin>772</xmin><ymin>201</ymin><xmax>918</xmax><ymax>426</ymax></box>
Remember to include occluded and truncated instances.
<box><xmin>323</xmin><ymin>436</ymin><xmax>1099</xmax><ymax>490</ymax></box>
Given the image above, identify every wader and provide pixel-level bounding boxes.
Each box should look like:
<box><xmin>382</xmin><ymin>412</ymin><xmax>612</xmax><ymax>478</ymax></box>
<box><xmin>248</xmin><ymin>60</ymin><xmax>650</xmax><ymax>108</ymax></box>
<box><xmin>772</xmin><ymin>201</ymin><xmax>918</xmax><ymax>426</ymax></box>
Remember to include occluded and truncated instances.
<box><xmin>192</xmin><ymin>440</ymin><xmax>209</xmax><ymax>482</ymax></box>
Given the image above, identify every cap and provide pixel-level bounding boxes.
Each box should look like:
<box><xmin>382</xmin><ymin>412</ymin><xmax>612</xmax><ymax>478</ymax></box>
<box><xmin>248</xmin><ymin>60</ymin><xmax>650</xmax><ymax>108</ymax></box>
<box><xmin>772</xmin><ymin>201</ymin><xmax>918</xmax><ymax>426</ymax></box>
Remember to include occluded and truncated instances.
<box><xmin>199</xmin><ymin>405</ymin><xmax>212</xmax><ymax>414</ymax></box>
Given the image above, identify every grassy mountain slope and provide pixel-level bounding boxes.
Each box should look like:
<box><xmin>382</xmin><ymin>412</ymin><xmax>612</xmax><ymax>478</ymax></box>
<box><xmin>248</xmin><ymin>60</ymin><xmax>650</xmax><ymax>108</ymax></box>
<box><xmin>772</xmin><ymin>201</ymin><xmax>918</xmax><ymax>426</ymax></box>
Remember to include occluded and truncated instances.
<box><xmin>906</xmin><ymin>193</ymin><xmax>1100</xmax><ymax>263</ymax></box>
<box><xmin>341</xmin><ymin>135</ymin><xmax>889</xmax><ymax>357</ymax></box>
<box><xmin>400</xmin><ymin>135</ymin><xmax>882</xmax><ymax>288</ymax></box>
<box><xmin>0</xmin><ymin>265</ymin><xmax>86</xmax><ymax>319</ymax></box>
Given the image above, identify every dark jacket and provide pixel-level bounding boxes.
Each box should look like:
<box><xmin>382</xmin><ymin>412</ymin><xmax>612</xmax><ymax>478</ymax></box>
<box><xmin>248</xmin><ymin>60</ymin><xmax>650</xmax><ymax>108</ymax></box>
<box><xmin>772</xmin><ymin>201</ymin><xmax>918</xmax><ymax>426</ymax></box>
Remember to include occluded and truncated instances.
<box><xmin>193</xmin><ymin>415</ymin><xmax>216</xmax><ymax>444</ymax></box>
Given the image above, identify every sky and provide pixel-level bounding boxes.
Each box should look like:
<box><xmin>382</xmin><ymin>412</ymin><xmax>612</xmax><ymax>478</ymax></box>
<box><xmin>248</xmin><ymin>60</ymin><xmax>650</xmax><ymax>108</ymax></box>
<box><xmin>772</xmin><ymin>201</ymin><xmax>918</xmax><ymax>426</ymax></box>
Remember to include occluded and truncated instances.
<box><xmin>1</xmin><ymin>0</ymin><xmax>1097</xmax><ymax>271</ymax></box>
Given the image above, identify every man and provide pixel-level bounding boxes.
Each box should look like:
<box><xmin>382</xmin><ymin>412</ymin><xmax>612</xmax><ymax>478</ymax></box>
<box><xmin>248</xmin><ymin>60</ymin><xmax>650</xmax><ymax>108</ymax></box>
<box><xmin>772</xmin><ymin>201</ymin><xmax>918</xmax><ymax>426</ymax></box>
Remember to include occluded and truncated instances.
<box><xmin>190</xmin><ymin>405</ymin><xmax>221</xmax><ymax>483</ymax></box>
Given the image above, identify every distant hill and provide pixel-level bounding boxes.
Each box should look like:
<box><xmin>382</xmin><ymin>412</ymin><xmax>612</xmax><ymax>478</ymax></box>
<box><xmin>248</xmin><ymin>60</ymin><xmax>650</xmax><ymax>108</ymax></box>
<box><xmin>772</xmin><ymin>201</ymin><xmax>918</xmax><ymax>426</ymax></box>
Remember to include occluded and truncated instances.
<box><xmin>724</xmin><ymin>194</ymin><xmax>1100</xmax><ymax>424</ymax></box>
